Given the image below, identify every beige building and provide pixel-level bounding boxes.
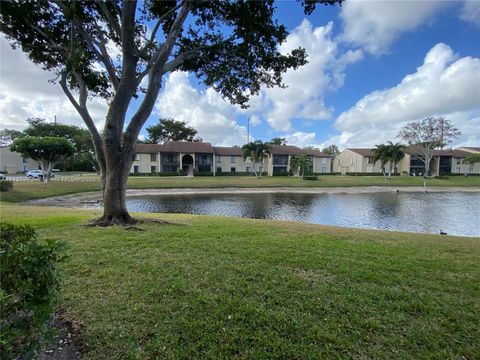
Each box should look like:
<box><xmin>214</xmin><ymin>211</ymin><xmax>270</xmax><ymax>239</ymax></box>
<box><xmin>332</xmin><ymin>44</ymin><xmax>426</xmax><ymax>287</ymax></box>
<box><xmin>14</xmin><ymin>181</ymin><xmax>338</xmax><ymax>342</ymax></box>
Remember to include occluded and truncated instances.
<box><xmin>333</xmin><ymin>148</ymin><xmax>392</xmax><ymax>174</ymax></box>
<box><xmin>131</xmin><ymin>141</ymin><xmax>332</xmax><ymax>176</ymax></box>
<box><xmin>333</xmin><ymin>147</ymin><xmax>480</xmax><ymax>176</ymax></box>
<box><xmin>0</xmin><ymin>146</ymin><xmax>39</xmax><ymax>174</ymax></box>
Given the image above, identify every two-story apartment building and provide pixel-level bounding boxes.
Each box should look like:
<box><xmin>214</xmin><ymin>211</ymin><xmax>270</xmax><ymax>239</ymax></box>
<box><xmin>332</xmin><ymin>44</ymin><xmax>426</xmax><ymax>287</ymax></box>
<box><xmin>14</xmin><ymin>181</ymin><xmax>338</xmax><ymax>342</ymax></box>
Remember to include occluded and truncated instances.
<box><xmin>333</xmin><ymin>147</ymin><xmax>480</xmax><ymax>176</ymax></box>
<box><xmin>0</xmin><ymin>146</ymin><xmax>39</xmax><ymax>174</ymax></box>
<box><xmin>131</xmin><ymin>141</ymin><xmax>332</xmax><ymax>176</ymax></box>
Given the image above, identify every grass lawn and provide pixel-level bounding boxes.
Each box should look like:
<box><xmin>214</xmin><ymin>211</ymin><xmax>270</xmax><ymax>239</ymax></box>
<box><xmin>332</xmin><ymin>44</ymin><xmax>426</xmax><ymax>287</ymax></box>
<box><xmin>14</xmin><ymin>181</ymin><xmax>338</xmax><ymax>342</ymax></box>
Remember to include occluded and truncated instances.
<box><xmin>1</xmin><ymin>204</ymin><xmax>479</xmax><ymax>359</ymax></box>
<box><xmin>1</xmin><ymin>174</ymin><xmax>479</xmax><ymax>203</ymax></box>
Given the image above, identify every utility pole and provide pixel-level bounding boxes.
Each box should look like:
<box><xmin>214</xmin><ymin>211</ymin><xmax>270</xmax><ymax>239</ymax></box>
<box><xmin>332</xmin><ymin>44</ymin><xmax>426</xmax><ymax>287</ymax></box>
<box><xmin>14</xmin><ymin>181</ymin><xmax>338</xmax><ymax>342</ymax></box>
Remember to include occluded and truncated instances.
<box><xmin>54</xmin><ymin>115</ymin><xmax>57</xmax><ymax>125</ymax></box>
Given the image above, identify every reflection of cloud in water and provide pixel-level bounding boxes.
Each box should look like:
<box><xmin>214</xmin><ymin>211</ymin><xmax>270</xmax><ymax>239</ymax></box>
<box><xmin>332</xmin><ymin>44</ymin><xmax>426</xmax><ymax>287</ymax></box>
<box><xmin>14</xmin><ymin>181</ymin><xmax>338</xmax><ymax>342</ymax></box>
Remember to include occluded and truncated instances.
<box><xmin>124</xmin><ymin>192</ymin><xmax>480</xmax><ymax>237</ymax></box>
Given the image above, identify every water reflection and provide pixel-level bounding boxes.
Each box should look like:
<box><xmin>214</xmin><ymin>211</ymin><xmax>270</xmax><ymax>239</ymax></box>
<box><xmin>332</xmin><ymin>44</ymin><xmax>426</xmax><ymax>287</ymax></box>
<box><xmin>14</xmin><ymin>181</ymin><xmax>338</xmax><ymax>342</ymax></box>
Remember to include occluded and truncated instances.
<box><xmin>124</xmin><ymin>192</ymin><xmax>480</xmax><ymax>237</ymax></box>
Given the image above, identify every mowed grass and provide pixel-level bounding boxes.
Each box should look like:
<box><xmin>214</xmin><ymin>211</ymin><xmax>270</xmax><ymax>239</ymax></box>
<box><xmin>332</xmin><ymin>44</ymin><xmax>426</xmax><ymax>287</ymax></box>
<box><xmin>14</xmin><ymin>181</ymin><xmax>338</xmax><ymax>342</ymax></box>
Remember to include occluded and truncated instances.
<box><xmin>1</xmin><ymin>174</ymin><xmax>479</xmax><ymax>203</ymax></box>
<box><xmin>1</xmin><ymin>204</ymin><xmax>479</xmax><ymax>359</ymax></box>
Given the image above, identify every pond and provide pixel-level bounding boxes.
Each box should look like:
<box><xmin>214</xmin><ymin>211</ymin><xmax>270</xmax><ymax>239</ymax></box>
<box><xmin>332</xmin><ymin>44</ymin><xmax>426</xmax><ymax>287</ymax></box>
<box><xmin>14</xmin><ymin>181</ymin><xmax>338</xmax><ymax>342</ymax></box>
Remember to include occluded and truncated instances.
<box><xmin>122</xmin><ymin>192</ymin><xmax>480</xmax><ymax>237</ymax></box>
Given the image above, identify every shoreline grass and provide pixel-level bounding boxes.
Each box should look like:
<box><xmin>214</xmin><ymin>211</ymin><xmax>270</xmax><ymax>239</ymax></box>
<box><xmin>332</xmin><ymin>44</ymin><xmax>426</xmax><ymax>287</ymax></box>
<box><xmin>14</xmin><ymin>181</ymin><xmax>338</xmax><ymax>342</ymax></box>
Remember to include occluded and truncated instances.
<box><xmin>1</xmin><ymin>174</ymin><xmax>479</xmax><ymax>203</ymax></box>
<box><xmin>1</xmin><ymin>204</ymin><xmax>479</xmax><ymax>359</ymax></box>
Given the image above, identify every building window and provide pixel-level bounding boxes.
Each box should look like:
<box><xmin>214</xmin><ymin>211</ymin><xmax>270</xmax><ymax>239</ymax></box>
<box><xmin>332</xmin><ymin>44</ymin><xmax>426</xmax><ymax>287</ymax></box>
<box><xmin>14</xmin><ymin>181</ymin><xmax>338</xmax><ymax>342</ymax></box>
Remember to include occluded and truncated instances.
<box><xmin>231</xmin><ymin>156</ymin><xmax>236</xmax><ymax>163</ymax></box>
<box><xmin>135</xmin><ymin>154</ymin><xmax>140</xmax><ymax>161</ymax></box>
<box><xmin>151</xmin><ymin>153</ymin><xmax>157</xmax><ymax>162</ymax></box>
<box><xmin>217</xmin><ymin>155</ymin><xmax>221</xmax><ymax>163</ymax></box>
<box><xmin>322</xmin><ymin>157</ymin><xmax>327</xmax><ymax>164</ymax></box>
<box><xmin>338</xmin><ymin>159</ymin><xmax>340</xmax><ymax>165</ymax></box>
<box><xmin>231</xmin><ymin>167</ymin><xmax>236</xmax><ymax>173</ymax></box>
<box><xmin>22</xmin><ymin>157</ymin><xmax>27</xmax><ymax>164</ymax></box>
<box><xmin>350</xmin><ymin>158</ymin><xmax>354</xmax><ymax>165</ymax></box>
<box><xmin>366</xmin><ymin>157</ymin><xmax>373</xmax><ymax>164</ymax></box>
<box><xmin>322</xmin><ymin>167</ymin><xmax>327</xmax><ymax>173</ymax></box>
<box><xmin>456</xmin><ymin>167</ymin><xmax>461</xmax><ymax>174</ymax></box>
<box><xmin>246</xmin><ymin>167</ymin><xmax>251</xmax><ymax>173</ymax></box>
<box><xmin>133</xmin><ymin>165</ymin><xmax>139</xmax><ymax>173</ymax></box>
<box><xmin>151</xmin><ymin>166</ymin><xmax>157</xmax><ymax>173</ymax></box>
<box><xmin>216</xmin><ymin>167</ymin><xmax>222</xmax><ymax>173</ymax></box>
<box><xmin>456</xmin><ymin>158</ymin><xmax>462</xmax><ymax>164</ymax></box>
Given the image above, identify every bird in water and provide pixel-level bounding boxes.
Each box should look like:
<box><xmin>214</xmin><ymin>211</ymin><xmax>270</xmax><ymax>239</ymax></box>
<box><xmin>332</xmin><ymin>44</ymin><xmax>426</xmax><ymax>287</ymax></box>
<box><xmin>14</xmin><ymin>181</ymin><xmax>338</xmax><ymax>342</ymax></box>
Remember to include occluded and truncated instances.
<box><xmin>439</xmin><ymin>230</ymin><xmax>447</xmax><ymax>235</ymax></box>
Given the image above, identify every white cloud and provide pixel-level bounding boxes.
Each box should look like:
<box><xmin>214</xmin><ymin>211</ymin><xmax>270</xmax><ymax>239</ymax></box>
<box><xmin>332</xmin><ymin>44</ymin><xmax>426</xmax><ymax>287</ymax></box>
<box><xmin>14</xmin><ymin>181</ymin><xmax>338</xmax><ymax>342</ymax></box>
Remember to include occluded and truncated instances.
<box><xmin>155</xmin><ymin>71</ymin><xmax>248</xmax><ymax>146</ymax></box>
<box><xmin>0</xmin><ymin>36</ymin><xmax>107</xmax><ymax>131</ymax></box>
<box><xmin>340</xmin><ymin>0</ymin><xmax>450</xmax><ymax>55</ymax></box>
<box><xmin>248</xmin><ymin>115</ymin><xmax>261</xmax><ymax>127</ymax></box>
<box><xmin>331</xmin><ymin>43</ymin><xmax>480</xmax><ymax>148</ymax></box>
<box><xmin>253</xmin><ymin>19</ymin><xmax>362</xmax><ymax>132</ymax></box>
<box><xmin>459</xmin><ymin>0</ymin><xmax>480</xmax><ymax>27</ymax></box>
<box><xmin>285</xmin><ymin>132</ymin><xmax>317</xmax><ymax>148</ymax></box>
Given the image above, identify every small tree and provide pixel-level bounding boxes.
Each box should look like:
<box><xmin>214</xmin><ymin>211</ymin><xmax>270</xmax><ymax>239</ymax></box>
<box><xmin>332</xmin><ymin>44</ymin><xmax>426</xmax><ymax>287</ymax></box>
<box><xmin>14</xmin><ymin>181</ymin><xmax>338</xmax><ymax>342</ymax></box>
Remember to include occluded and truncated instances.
<box><xmin>146</xmin><ymin>118</ymin><xmax>201</xmax><ymax>144</ymax></box>
<box><xmin>290</xmin><ymin>155</ymin><xmax>312</xmax><ymax>180</ymax></box>
<box><xmin>242</xmin><ymin>141</ymin><xmax>272</xmax><ymax>179</ymax></box>
<box><xmin>322</xmin><ymin>145</ymin><xmax>340</xmax><ymax>158</ymax></box>
<box><xmin>463</xmin><ymin>153</ymin><xmax>480</xmax><ymax>176</ymax></box>
<box><xmin>371</xmin><ymin>144</ymin><xmax>389</xmax><ymax>179</ymax></box>
<box><xmin>398</xmin><ymin>117</ymin><xmax>461</xmax><ymax>177</ymax></box>
<box><xmin>10</xmin><ymin>137</ymin><xmax>75</xmax><ymax>183</ymax></box>
<box><xmin>385</xmin><ymin>141</ymin><xmax>405</xmax><ymax>179</ymax></box>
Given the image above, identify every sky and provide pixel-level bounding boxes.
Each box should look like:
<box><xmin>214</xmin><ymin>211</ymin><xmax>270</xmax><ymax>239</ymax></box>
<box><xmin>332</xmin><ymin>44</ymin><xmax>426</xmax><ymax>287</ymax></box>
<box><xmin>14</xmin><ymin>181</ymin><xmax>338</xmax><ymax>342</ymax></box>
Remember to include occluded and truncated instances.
<box><xmin>1</xmin><ymin>0</ymin><xmax>479</xmax><ymax>150</ymax></box>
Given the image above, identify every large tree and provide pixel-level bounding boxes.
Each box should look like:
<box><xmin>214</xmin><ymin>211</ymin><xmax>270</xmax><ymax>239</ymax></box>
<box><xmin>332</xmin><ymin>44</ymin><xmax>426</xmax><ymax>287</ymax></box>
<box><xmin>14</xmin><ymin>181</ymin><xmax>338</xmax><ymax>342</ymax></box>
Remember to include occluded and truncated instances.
<box><xmin>146</xmin><ymin>118</ymin><xmax>200</xmax><ymax>144</ymax></box>
<box><xmin>398</xmin><ymin>117</ymin><xmax>461</xmax><ymax>177</ymax></box>
<box><xmin>242</xmin><ymin>140</ymin><xmax>272</xmax><ymax>178</ymax></box>
<box><xmin>1</xmin><ymin>0</ymin><xmax>341</xmax><ymax>225</ymax></box>
<box><xmin>10</xmin><ymin>137</ymin><xmax>75</xmax><ymax>183</ymax></box>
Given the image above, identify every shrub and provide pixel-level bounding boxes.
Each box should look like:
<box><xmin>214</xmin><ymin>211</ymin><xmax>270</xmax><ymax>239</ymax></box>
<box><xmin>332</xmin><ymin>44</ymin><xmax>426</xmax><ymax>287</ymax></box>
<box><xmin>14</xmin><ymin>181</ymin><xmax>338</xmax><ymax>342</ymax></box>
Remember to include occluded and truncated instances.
<box><xmin>0</xmin><ymin>180</ymin><xmax>13</xmax><ymax>192</ymax></box>
<box><xmin>0</xmin><ymin>223</ymin><xmax>66</xmax><ymax>359</ymax></box>
<box><xmin>303</xmin><ymin>175</ymin><xmax>318</xmax><ymax>180</ymax></box>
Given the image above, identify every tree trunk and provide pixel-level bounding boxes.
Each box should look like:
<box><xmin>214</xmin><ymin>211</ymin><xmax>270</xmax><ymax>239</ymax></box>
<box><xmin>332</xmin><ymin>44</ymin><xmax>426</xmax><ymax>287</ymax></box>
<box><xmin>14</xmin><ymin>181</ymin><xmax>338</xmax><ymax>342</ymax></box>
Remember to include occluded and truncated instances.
<box><xmin>94</xmin><ymin>147</ymin><xmax>135</xmax><ymax>226</ymax></box>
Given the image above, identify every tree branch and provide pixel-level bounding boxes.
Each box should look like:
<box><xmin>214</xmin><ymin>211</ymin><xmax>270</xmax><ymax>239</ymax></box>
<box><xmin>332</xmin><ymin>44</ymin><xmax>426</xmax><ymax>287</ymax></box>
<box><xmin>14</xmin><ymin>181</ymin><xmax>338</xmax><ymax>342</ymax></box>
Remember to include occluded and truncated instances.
<box><xmin>59</xmin><ymin>70</ymin><xmax>105</xmax><ymax>170</ymax></box>
<box><xmin>53</xmin><ymin>0</ymin><xmax>120</xmax><ymax>90</ymax></box>
<box><xmin>95</xmin><ymin>0</ymin><xmax>122</xmax><ymax>42</ymax></box>
<box><xmin>125</xmin><ymin>2</ymin><xmax>191</xmax><ymax>149</ymax></box>
<box><xmin>142</xmin><ymin>1</ymin><xmax>184</xmax><ymax>53</ymax></box>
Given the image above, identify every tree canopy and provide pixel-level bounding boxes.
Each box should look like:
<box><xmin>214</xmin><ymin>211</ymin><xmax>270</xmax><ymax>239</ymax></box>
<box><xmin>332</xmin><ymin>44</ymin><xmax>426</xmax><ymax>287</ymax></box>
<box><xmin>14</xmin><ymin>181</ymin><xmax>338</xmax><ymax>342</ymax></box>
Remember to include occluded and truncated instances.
<box><xmin>146</xmin><ymin>118</ymin><xmax>201</xmax><ymax>143</ymax></box>
<box><xmin>398</xmin><ymin>117</ymin><xmax>461</xmax><ymax>177</ymax></box>
<box><xmin>270</xmin><ymin>137</ymin><xmax>287</xmax><ymax>145</ymax></box>
<box><xmin>290</xmin><ymin>154</ymin><xmax>312</xmax><ymax>180</ymax></box>
<box><xmin>242</xmin><ymin>140</ymin><xmax>272</xmax><ymax>178</ymax></box>
<box><xmin>0</xmin><ymin>0</ymin><xmax>343</xmax><ymax>224</ymax></box>
<box><xmin>464</xmin><ymin>153</ymin><xmax>480</xmax><ymax>165</ymax></box>
<box><xmin>10</xmin><ymin>136</ymin><xmax>75</xmax><ymax>182</ymax></box>
<box><xmin>322</xmin><ymin>145</ymin><xmax>340</xmax><ymax>157</ymax></box>
<box><xmin>3</xmin><ymin>118</ymin><xmax>96</xmax><ymax>171</ymax></box>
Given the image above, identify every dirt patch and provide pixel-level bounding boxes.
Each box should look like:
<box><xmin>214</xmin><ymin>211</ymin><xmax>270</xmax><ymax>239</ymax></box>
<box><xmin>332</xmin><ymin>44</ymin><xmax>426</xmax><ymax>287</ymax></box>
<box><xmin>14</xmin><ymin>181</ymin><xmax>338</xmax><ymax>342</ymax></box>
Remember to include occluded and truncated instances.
<box><xmin>38</xmin><ymin>309</ymin><xmax>84</xmax><ymax>360</ymax></box>
<box><xmin>292</xmin><ymin>268</ymin><xmax>335</xmax><ymax>283</ymax></box>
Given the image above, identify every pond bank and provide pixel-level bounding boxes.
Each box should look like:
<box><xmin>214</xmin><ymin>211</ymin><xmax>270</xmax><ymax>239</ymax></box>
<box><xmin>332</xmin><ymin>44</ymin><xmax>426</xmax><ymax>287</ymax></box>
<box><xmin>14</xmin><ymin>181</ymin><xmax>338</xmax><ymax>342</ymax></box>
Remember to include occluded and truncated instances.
<box><xmin>25</xmin><ymin>186</ymin><xmax>480</xmax><ymax>208</ymax></box>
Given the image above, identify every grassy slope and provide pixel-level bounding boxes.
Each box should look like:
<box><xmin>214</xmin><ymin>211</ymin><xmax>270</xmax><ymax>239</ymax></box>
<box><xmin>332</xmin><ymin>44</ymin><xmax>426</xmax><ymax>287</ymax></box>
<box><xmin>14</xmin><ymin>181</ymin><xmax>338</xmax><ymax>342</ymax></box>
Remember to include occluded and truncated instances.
<box><xmin>1</xmin><ymin>175</ymin><xmax>479</xmax><ymax>203</ymax></box>
<box><xmin>2</xmin><ymin>205</ymin><xmax>479</xmax><ymax>359</ymax></box>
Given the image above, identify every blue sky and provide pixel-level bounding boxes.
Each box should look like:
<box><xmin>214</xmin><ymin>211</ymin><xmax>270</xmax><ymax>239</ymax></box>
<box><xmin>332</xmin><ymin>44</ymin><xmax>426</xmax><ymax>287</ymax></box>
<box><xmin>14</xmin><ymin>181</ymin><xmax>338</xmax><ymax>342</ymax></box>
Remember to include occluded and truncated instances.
<box><xmin>1</xmin><ymin>0</ymin><xmax>479</xmax><ymax>149</ymax></box>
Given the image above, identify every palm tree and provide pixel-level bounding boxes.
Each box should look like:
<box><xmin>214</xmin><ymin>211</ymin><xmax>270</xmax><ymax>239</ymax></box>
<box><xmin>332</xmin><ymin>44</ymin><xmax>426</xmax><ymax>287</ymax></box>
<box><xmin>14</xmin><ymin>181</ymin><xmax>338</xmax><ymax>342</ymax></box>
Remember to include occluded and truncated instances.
<box><xmin>242</xmin><ymin>141</ymin><xmax>272</xmax><ymax>178</ymax></box>
<box><xmin>290</xmin><ymin>155</ymin><xmax>312</xmax><ymax>180</ymax></box>
<box><xmin>386</xmin><ymin>141</ymin><xmax>405</xmax><ymax>179</ymax></box>
<box><xmin>371</xmin><ymin>144</ymin><xmax>389</xmax><ymax>179</ymax></box>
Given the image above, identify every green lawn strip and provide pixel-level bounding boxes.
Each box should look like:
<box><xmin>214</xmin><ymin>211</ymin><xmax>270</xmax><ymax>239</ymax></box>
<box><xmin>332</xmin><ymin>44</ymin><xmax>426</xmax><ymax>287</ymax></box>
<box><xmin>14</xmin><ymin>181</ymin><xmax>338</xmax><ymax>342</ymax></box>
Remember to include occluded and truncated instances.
<box><xmin>1</xmin><ymin>175</ymin><xmax>479</xmax><ymax>203</ymax></box>
<box><xmin>1</xmin><ymin>205</ymin><xmax>479</xmax><ymax>359</ymax></box>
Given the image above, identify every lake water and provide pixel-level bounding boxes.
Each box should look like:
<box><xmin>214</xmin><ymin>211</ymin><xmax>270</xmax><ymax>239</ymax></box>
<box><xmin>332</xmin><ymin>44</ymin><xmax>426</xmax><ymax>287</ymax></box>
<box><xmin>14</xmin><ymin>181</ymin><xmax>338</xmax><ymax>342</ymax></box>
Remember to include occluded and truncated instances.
<box><xmin>124</xmin><ymin>192</ymin><xmax>480</xmax><ymax>237</ymax></box>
